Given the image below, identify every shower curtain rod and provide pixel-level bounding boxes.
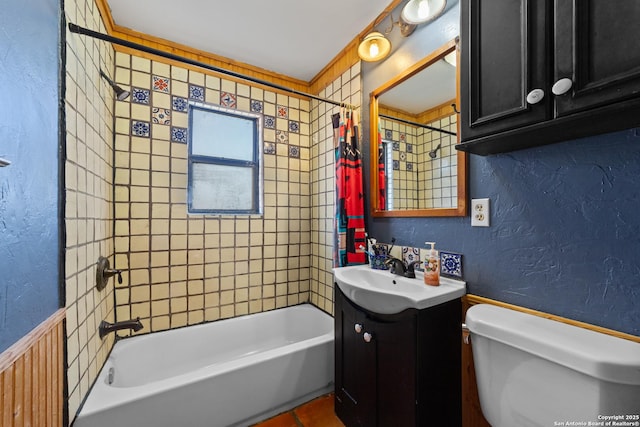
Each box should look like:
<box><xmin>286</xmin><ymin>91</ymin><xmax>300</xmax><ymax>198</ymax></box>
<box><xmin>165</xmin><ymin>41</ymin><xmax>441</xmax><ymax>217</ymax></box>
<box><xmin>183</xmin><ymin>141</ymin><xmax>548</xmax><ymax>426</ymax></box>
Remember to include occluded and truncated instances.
<box><xmin>68</xmin><ymin>23</ymin><xmax>359</xmax><ymax>110</ymax></box>
<box><xmin>378</xmin><ymin>113</ymin><xmax>456</xmax><ymax>136</ymax></box>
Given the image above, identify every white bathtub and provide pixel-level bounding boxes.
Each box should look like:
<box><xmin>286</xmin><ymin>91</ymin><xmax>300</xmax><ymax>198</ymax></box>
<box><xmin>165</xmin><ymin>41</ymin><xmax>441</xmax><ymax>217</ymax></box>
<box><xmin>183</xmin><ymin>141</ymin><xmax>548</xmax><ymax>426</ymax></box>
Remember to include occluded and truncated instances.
<box><xmin>73</xmin><ymin>304</ymin><xmax>334</xmax><ymax>427</ymax></box>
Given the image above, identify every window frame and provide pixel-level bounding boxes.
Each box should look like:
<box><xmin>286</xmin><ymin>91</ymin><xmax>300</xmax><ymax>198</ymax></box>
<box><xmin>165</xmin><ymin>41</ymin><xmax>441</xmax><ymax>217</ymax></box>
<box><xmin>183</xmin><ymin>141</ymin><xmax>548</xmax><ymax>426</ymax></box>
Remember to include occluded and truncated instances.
<box><xmin>187</xmin><ymin>102</ymin><xmax>263</xmax><ymax>215</ymax></box>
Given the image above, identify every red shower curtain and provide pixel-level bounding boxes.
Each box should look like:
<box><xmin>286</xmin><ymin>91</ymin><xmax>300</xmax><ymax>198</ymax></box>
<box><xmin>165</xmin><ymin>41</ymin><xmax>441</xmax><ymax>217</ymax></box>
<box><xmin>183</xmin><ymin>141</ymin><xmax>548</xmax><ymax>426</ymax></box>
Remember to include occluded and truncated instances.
<box><xmin>334</xmin><ymin>109</ymin><xmax>366</xmax><ymax>267</ymax></box>
<box><xmin>378</xmin><ymin>122</ymin><xmax>386</xmax><ymax>210</ymax></box>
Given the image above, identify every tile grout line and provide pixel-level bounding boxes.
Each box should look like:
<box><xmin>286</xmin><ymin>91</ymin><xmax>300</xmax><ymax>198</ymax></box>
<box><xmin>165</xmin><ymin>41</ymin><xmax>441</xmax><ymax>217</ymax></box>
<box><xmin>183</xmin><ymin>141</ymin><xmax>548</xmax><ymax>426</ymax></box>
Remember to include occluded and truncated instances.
<box><xmin>291</xmin><ymin>410</ymin><xmax>305</xmax><ymax>427</ymax></box>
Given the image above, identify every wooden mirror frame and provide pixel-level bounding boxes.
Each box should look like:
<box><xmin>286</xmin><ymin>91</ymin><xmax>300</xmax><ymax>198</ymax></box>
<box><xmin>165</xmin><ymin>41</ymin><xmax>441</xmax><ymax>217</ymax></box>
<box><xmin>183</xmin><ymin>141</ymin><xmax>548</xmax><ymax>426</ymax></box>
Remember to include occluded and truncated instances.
<box><xmin>369</xmin><ymin>38</ymin><xmax>468</xmax><ymax>217</ymax></box>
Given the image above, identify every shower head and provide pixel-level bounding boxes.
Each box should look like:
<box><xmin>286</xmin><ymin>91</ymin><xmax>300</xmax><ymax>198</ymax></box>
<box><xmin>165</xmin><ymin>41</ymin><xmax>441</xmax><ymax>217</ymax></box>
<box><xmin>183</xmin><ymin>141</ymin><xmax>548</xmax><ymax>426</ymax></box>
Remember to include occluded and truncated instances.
<box><xmin>429</xmin><ymin>143</ymin><xmax>442</xmax><ymax>159</ymax></box>
<box><xmin>99</xmin><ymin>69</ymin><xmax>130</xmax><ymax>101</ymax></box>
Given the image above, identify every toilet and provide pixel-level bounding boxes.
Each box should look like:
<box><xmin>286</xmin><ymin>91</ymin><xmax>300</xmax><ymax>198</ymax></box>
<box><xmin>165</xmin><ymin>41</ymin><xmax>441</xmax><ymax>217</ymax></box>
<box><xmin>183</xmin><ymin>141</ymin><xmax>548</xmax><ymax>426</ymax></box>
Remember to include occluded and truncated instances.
<box><xmin>465</xmin><ymin>304</ymin><xmax>640</xmax><ymax>427</ymax></box>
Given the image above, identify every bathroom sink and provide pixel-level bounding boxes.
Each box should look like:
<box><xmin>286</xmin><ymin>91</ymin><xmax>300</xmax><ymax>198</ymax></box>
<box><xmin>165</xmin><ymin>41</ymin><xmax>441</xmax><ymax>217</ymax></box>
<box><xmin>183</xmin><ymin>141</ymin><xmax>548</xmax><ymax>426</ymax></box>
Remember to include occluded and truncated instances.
<box><xmin>333</xmin><ymin>265</ymin><xmax>466</xmax><ymax>314</ymax></box>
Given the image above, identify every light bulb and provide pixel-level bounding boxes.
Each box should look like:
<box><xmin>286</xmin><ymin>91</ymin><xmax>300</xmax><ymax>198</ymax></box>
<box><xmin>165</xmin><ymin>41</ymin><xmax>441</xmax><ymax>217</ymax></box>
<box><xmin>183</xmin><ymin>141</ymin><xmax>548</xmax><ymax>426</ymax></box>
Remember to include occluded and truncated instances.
<box><xmin>369</xmin><ymin>40</ymin><xmax>380</xmax><ymax>58</ymax></box>
<box><xmin>418</xmin><ymin>0</ymin><xmax>430</xmax><ymax>19</ymax></box>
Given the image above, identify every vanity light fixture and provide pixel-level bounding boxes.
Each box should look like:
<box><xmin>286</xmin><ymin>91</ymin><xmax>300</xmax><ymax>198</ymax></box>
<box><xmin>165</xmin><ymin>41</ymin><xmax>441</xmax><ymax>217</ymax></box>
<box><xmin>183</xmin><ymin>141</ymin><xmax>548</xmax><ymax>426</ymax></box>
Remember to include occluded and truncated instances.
<box><xmin>0</xmin><ymin>157</ymin><xmax>10</xmax><ymax>167</ymax></box>
<box><xmin>99</xmin><ymin>69</ymin><xmax>130</xmax><ymax>101</ymax></box>
<box><xmin>358</xmin><ymin>11</ymin><xmax>418</xmax><ymax>62</ymax></box>
<box><xmin>401</xmin><ymin>0</ymin><xmax>447</xmax><ymax>25</ymax></box>
<box><xmin>358</xmin><ymin>31</ymin><xmax>392</xmax><ymax>62</ymax></box>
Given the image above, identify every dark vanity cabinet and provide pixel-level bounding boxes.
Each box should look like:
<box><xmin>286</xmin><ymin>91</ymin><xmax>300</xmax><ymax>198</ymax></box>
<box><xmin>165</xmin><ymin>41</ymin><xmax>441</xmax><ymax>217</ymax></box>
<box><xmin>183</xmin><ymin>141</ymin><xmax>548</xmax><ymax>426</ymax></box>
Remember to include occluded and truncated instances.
<box><xmin>334</xmin><ymin>286</ymin><xmax>461</xmax><ymax>427</ymax></box>
<box><xmin>458</xmin><ymin>0</ymin><xmax>640</xmax><ymax>155</ymax></box>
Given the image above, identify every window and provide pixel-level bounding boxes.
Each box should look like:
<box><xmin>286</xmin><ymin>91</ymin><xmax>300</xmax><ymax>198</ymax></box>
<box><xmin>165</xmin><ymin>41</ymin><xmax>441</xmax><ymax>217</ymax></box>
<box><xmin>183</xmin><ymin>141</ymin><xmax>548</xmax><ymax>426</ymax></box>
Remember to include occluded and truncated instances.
<box><xmin>188</xmin><ymin>103</ymin><xmax>263</xmax><ymax>214</ymax></box>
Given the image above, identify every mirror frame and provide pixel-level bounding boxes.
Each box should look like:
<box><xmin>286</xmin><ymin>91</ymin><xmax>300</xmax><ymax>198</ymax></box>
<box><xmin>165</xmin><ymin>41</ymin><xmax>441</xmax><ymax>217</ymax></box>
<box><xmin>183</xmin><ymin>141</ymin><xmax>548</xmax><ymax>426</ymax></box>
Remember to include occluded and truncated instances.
<box><xmin>369</xmin><ymin>38</ymin><xmax>467</xmax><ymax>218</ymax></box>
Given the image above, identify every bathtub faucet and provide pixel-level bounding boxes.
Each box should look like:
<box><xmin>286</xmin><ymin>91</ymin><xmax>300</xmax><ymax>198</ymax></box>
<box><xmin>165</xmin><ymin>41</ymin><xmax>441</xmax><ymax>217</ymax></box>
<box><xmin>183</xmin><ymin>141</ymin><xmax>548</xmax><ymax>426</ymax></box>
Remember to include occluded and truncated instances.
<box><xmin>99</xmin><ymin>317</ymin><xmax>143</xmax><ymax>339</ymax></box>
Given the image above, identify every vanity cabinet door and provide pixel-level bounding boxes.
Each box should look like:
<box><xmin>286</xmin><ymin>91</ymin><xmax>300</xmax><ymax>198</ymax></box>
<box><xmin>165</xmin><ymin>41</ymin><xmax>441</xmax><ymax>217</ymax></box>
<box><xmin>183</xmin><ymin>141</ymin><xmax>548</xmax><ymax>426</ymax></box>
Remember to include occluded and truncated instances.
<box><xmin>553</xmin><ymin>1</ymin><xmax>640</xmax><ymax>116</ymax></box>
<box><xmin>334</xmin><ymin>287</ymin><xmax>417</xmax><ymax>427</ymax></box>
<box><xmin>460</xmin><ymin>0</ymin><xmax>549</xmax><ymax>140</ymax></box>
<box><xmin>374</xmin><ymin>313</ymin><xmax>416</xmax><ymax>427</ymax></box>
<box><xmin>335</xmin><ymin>287</ymin><xmax>377</xmax><ymax>427</ymax></box>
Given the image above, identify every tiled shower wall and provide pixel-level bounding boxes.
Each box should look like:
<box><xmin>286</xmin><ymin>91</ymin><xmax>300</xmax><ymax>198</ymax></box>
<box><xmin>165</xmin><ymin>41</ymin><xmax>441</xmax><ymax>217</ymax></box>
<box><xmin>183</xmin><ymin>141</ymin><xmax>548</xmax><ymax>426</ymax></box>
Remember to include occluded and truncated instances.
<box><xmin>309</xmin><ymin>63</ymin><xmax>362</xmax><ymax>314</ymax></box>
<box><xmin>64</xmin><ymin>0</ymin><xmax>117</xmax><ymax>419</ymax></box>
<box><xmin>111</xmin><ymin>53</ymin><xmax>312</xmax><ymax>331</ymax></box>
<box><xmin>381</xmin><ymin>119</ymin><xmax>419</xmax><ymax>210</ymax></box>
<box><xmin>417</xmin><ymin>113</ymin><xmax>458</xmax><ymax>209</ymax></box>
<box><xmin>380</xmin><ymin>113</ymin><xmax>457</xmax><ymax>210</ymax></box>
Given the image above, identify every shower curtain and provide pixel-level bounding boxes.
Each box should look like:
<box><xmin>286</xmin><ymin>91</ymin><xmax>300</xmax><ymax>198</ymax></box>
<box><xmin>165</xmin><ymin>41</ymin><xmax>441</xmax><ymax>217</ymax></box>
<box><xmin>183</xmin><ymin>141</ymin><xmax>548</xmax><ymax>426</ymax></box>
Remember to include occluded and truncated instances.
<box><xmin>377</xmin><ymin>122</ymin><xmax>386</xmax><ymax>210</ymax></box>
<box><xmin>333</xmin><ymin>108</ymin><xmax>367</xmax><ymax>267</ymax></box>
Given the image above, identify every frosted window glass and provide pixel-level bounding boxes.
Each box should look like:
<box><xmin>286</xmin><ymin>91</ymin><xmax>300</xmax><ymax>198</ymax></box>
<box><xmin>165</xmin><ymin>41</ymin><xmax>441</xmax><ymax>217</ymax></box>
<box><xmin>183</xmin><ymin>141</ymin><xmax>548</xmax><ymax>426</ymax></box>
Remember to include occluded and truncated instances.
<box><xmin>191</xmin><ymin>163</ymin><xmax>254</xmax><ymax>211</ymax></box>
<box><xmin>191</xmin><ymin>108</ymin><xmax>254</xmax><ymax>161</ymax></box>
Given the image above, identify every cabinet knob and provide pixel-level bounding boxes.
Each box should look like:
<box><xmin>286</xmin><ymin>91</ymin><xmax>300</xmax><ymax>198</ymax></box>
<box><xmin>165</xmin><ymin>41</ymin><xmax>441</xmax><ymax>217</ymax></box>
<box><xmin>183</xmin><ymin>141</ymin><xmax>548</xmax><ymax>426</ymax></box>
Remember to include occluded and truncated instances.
<box><xmin>363</xmin><ymin>332</ymin><xmax>373</xmax><ymax>343</ymax></box>
<box><xmin>526</xmin><ymin>88</ymin><xmax>545</xmax><ymax>105</ymax></box>
<box><xmin>552</xmin><ymin>78</ymin><xmax>573</xmax><ymax>96</ymax></box>
<box><xmin>354</xmin><ymin>323</ymin><xmax>363</xmax><ymax>333</ymax></box>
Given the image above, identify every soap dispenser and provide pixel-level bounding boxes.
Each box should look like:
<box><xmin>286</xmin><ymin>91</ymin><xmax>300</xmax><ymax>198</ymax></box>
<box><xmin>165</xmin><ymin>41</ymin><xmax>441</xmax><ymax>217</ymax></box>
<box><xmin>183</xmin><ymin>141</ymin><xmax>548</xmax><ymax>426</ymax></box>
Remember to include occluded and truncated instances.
<box><xmin>423</xmin><ymin>242</ymin><xmax>440</xmax><ymax>286</ymax></box>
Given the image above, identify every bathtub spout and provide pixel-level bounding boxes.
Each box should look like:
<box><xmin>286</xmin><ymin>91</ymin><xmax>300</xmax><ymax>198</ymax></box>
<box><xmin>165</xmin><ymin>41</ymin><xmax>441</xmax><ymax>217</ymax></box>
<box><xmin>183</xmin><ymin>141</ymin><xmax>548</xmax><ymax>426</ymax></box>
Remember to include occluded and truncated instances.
<box><xmin>99</xmin><ymin>318</ymin><xmax>143</xmax><ymax>339</ymax></box>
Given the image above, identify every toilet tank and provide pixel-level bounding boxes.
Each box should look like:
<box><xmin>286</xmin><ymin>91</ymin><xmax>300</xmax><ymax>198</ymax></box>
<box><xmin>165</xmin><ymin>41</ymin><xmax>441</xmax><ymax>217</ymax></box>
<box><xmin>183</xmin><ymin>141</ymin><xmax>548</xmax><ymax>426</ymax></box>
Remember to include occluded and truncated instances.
<box><xmin>466</xmin><ymin>304</ymin><xmax>640</xmax><ymax>427</ymax></box>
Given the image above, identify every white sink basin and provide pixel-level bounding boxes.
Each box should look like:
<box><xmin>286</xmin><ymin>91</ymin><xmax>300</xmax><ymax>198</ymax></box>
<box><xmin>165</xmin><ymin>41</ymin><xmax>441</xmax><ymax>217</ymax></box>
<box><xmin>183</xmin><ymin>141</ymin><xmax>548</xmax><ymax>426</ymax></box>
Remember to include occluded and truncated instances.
<box><xmin>334</xmin><ymin>265</ymin><xmax>466</xmax><ymax>314</ymax></box>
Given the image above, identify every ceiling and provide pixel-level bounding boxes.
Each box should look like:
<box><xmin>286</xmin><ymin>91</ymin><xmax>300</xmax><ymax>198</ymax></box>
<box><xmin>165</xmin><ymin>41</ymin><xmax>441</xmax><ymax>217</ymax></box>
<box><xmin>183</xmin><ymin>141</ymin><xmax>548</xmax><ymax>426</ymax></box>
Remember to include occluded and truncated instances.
<box><xmin>379</xmin><ymin>59</ymin><xmax>456</xmax><ymax>114</ymax></box>
<box><xmin>105</xmin><ymin>0</ymin><xmax>394</xmax><ymax>82</ymax></box>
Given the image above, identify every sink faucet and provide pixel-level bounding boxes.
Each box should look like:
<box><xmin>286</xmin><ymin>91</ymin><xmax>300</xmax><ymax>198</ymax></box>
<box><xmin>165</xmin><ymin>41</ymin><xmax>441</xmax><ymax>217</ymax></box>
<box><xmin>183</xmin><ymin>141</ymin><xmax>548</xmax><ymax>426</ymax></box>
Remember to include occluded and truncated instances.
<box><xmin>99</xmin><ymin>317</ymin><xmax>143</xmax><ymax>339</ymax></box>
<box><xmin>385</xmin><ymin>258</ymin><xmax>421</xmax><ymax>278</ymax></box>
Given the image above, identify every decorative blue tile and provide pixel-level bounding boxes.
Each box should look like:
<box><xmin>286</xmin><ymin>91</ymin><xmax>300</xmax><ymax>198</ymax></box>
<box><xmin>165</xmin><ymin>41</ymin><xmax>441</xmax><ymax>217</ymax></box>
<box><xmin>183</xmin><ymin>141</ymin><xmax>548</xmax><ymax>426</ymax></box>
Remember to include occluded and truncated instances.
<box><xmin>392</xmin><ymin>160</ymin><xmax>399</xmax><ymax>170</ymax></box>
<box><xmin>171</xmin><ymin>126</ymin><xmax>188</xmax><ymax>144</ymax></box>
<box><xmin>385</xmin><ymin>129</ymin><xmax>393</xmax><ymax>139</ymax></box>
<box><xmin>407</xmin><ymin>143</ymin><xmax>413</xmax><ymax>153</ymax></box>
<box><xmin>172</xmin><ymin>96</ymin><xmax>188</xmax><ymax>112</ymax></box>
<box><xmin>251</xmin><ymin>100</ymin><xmax>263</xmax><ymax>113</ymax></box>
<box><xmin>152</xmin><ymin>75</ymin><xmax>169</xmax><ymax>93</ymax></box>
<box><xmin>289</xmin><ymin>121</ymin><xmax>300</xmax><ymax>133</ymax></box>
<box><xmin>289</xmin><ymin>145</ymin><xmax>300</xmax><ymax>158</ymax></box>
<box><xmin>392</xmin><ymin>141</ymin><xmax>400</xmax><ymax>151</ymax></box>
<box><xmin>402</xmin><ymin>247</ymin><xmax>420</xmax><ymax>268</ymax></box>
<box><xmin>407</xmin><ymin>162</ymin><xmax>413</xmax><ymax>171</ymax></box>
<box><xmin>264</xmin><ymin>115</ymin><xmax>276</xmax><ymax>129</ymax></box>
<box><xmin>189</xmin><ymin>84</ymin><xmax>205</xmax><ymax>101</ymax></box>
<box><xmin>131</xmin><ymin>87</ymin><xmax>150</xmax><ymax>104</ymax></box>
<box><xmin>220</xmin><ymin>91</ymin><xmax>236</xmax><ymax>108</ymax></box>
<box><xmin>131</xmin><ymin>120</ymin><xmax>150</xmax><ymax>137</ymax></box>
<box><xmin>264</xmin><ymin>142</ymin><xmax>276</xmax><ymax>155</ymax></box>
<box><xmin>152</xmin><ymin>108</ymin><xmax>171</xmax><ymax>125</ymax></box>
<box><xmin>276</xmin><ymin>130</ymin><xmax>288</xmax><ymax>144</ymax></box>
<box><xmin>440</xmin><ymin>251</ymin><xmax>463</xmax><ymax>278</ymax></box>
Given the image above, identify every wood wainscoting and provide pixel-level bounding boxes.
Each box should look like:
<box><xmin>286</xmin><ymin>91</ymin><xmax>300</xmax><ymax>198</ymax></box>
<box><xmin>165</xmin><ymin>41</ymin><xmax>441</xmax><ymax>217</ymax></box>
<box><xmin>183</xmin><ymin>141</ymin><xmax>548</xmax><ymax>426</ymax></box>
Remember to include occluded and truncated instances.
<box><xmin>0</xmin><ymin>308</ymin><xmax>65</xmax><ymax>427</ymax></box>
<box><xmin>461</xmin><ymin>295</ymin><xmax>640</xmax><ymax>427</ymax></box>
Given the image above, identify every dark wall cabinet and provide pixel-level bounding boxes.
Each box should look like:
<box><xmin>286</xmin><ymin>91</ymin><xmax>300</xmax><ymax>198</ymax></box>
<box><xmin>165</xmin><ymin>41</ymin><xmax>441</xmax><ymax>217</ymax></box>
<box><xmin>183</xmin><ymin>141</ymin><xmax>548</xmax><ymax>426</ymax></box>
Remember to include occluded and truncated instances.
<box><xmin>334</xmin><ymin>286</ymin><xmax>461</xmax><ymax>427</ymax></box>
<box><xmin>458</xmin><ymin>0</ymin><xmax>640</xmax><ymax>155</ymax></box>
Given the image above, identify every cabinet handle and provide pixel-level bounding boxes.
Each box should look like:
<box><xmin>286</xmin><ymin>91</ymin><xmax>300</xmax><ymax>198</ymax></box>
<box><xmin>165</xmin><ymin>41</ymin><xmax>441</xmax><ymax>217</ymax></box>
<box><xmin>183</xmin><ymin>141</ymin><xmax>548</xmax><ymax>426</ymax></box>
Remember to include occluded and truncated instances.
<box><xmin>363</xmin><ymin>332</ymin><xmax>373</xmax><ymax>343</ymax></box>
<box><xmin>354</xmin><ymin>323</ymin><xmax>363</xmax><ymax>334</ymax></box>
<box><xmin>526</xmin><ymin>88</ymin><xmax>545</xmax><ymax>105</ymax></box>
<box><xmin>552</xmin><ymin>78</ymin><xmax>573</xmax><ymax>96</ymax></box>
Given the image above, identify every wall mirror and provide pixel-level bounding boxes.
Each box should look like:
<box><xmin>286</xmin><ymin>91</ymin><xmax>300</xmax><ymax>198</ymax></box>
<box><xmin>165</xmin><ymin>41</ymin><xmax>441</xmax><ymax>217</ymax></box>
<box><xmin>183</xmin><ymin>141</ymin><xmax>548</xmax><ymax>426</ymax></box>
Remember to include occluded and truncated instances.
<box><xmin>369</xmin><ymin>38</ymin><xmax>467</xmax><ymax>217</ymax></box>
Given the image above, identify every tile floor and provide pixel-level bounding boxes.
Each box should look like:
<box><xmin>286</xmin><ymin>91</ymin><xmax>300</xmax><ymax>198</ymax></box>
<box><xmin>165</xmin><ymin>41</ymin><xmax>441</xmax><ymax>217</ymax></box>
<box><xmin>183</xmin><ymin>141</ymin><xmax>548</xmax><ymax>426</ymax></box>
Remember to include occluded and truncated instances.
<box><xmin>251</xmin><ymin>393</ymin><xmax>344</xmax><ymax>427</ymax></box>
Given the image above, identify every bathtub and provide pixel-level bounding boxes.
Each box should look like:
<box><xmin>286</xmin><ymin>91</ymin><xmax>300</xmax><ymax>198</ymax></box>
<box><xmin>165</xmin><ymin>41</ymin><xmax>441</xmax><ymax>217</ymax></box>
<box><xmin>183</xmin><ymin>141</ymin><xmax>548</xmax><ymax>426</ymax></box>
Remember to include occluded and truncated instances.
<box><xmin>73</xmin><ymin>304</ymin><xmax>334</xmax><ymax>427</ymax></box>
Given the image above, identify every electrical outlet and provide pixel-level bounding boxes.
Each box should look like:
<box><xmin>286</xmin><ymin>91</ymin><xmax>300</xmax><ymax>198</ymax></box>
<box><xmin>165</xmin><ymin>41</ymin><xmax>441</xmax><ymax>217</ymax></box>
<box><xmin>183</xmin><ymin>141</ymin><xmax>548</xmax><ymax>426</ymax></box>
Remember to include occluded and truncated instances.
<box><xmin>471</xmin><ymin>198</ymin><xmax>490</xmax><ymax>227</ymax></box>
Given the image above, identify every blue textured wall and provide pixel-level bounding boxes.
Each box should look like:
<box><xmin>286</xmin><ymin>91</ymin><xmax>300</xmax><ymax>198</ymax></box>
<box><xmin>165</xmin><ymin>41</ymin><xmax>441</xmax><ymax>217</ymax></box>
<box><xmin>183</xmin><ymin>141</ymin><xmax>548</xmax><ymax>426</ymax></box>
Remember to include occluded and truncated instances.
<box><xmin>362</xmin><ymin>1</ymin><xmax>640</xmax><ymax>336</ymax></box>
<box><xmin>0</xmin><ymin>0</ymin><xmax>61</xmax><ymax>352</ymax></box>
